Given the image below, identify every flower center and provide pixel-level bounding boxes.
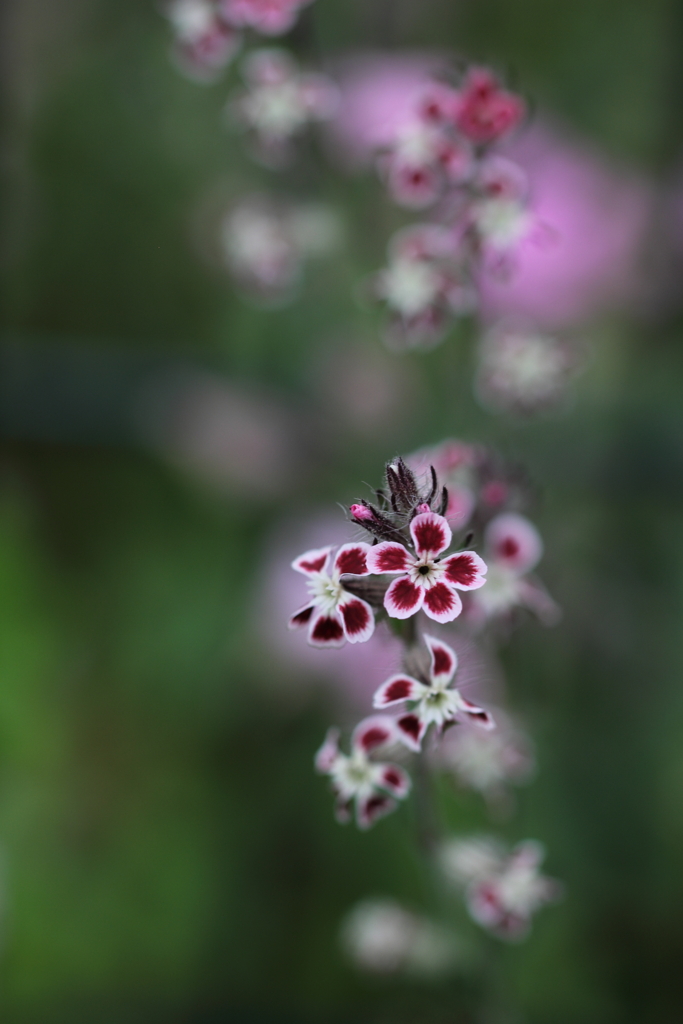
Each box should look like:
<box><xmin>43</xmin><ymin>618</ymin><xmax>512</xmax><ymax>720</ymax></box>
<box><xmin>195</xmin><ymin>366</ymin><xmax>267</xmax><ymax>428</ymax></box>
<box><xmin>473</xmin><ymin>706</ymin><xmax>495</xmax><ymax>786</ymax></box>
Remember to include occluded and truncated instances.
<box><xmin>308</xmin><ymin>572</ymin><xmax>344</xmax><ymax>614</ymax></box>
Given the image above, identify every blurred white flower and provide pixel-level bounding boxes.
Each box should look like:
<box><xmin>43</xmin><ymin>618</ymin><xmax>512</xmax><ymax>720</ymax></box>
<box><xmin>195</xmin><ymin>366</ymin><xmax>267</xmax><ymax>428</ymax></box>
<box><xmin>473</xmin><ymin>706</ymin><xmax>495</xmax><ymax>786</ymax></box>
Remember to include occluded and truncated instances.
<box><xmin>341</xmin><ymin>899</ymin><xmax>458</xmax><ymax>974</ymax></box>
<box><xmin>476</xmin><ymin>321</ymin><xmax>578</xmax><ymax>415</ymax></box>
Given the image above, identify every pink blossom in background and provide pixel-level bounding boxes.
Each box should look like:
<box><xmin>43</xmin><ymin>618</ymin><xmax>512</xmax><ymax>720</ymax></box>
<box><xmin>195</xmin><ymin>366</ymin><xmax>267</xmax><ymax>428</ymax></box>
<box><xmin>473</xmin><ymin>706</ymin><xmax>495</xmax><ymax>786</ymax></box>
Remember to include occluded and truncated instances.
<box><xmin>483</xmin><ymin>126</ymin><xmax>652</xmax><ymax>328</ymax></box>
<box><xmin>328</xmin><ymin>54</ymin><xmax>443</xmax><ymax>167</ymax></box>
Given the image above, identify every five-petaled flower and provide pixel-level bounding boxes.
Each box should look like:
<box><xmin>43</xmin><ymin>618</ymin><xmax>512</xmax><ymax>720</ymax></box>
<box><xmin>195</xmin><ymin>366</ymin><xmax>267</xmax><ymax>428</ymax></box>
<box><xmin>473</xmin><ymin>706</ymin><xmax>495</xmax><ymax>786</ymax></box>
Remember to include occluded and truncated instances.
<box><xmin>373</xmin><ymin>634</ymin><xmax>493</xmax><ymax>750</ymax></box>
<box><xmin>440</xmin><ymin>836</ymin><xmax>561</xmax><ymax>940</ymax></box>
<box><xmin>367</xmin><ymin>511</ymin><xmax>487</xmax><ymax>622</ymax></box>
<box><xmin>289</xmin><ymin>543</ymin><xmax>375</xmax><ymax>647</ymax></box>
<box><xmin>315</xmin><ymin>716</ymin><xmax>411</xmax><ymax>829</ymax></box>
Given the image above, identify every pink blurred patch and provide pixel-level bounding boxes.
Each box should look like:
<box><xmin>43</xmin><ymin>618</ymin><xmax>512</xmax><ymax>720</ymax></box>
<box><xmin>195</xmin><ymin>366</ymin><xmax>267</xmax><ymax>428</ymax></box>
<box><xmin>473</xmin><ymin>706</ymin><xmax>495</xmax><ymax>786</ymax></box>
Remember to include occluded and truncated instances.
<box><xmin>483</xmin><ymin>125</ymin><xmax>652</xmax><ymax>328</ymax></box>
<box><xmin>328</xmin><ymin>53</ymin><xmax>444</xmax><ymax>167</ymax></box>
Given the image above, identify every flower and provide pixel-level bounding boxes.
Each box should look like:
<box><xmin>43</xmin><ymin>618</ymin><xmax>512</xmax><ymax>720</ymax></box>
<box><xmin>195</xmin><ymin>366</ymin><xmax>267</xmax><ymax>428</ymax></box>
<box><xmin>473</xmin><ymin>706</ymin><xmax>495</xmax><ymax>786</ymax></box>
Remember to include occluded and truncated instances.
<box><xmin>165</xmin><ymin>0</ymin><xmax>241</xmax><ymax>81</ymax></box>
<box><xmin>367</xmin><ymin>511</ymin><xmax>487</xmax><ymax>623</ymax></box>
<box><xmin>315</xmin><ymin>717</ymin><xmax>411</xmax><ymax>829</ymax></box>
<box><xmin>455</xmin><ymin>68</ymin><xmax>526</xmax><ymax>144</ymax></box>
<box><xmin>373</xmin><ymin>634</ymin><xmax>494</xmax><ymax>750</ymax></box>
<box><xmin>468</xmin><ymin>513</ymin><xmax>559</xmax><ymax>624</ymax></box>
<box><xmin>221</xmin><ymin>195</ymin><xmax>341</xmax><ymax>303</ymax></box>
<box><xmin>220</xmin><ymin>0</ymin><xmax>312</xmax><ymax>35</ymax></box>
<box><xmin>340</xmin><ymin>898</ymin><xmax>458</xmax><ymax>975</ymax></box>
<box><xmin>289</xmin><ymin>543</ymin><xmax>376</xmax><ymax>647</ymax></box>
<box><xmin>437</xmin><ymin>711</ymin><xmax>534</xmax><ymax>799</ymax></box>
<box><xmin>440</xmin><ymin>836</ymin><xmax>562</xmax><ymax>940</ymax></box>
<box><xmin>231</xmin><ymin>49</ymin><xmax>338</xmax><ymax>165</ymax></box>
<box><xmin>475</xmin><ymin>320</ymin><xmax>577</xmax><ymax>414</ymax></box>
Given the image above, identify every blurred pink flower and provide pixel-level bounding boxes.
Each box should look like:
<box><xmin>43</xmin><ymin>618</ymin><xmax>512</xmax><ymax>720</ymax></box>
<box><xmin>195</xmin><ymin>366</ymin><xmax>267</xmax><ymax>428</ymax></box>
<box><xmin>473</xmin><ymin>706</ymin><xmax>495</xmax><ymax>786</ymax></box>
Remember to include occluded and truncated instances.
<box><xmin>483</xmin><ymin>125</ymin><xmax>652</xmax><ymax>328</ymax></box>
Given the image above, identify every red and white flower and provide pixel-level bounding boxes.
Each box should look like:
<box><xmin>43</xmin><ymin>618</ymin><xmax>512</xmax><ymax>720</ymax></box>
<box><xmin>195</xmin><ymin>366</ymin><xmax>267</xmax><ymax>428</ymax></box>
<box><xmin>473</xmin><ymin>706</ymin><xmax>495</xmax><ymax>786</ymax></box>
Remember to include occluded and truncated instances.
<box><xmin>440</xmin><ymin>835</ymin><xmax>561</xmax><ymax>940</ymax></box>
<box><xmin>455</xmin><ymin>68</ymin><xmax>525</xmax><ymax>144</ymax></box>
<box><xmin>367</xmin><ymin>511</ymin><xmax>487</xmax><ymax>622</ymax></box>
<box><xmin>469</xmin><ymin>513</ymin><xmax>559</xmax><ymax>624</ymax></box>
<box><xmin>289</xmin><ymin>543</ymin><xmax>376</xmax><ymax>647</ymax></box>
<box><xmin>373</xmin><ymin>635</ymin><xmax>493</xmax><ymax>750</ymax></box>
<box><xmin>315</xmin><ymin>717</ymin><xmax>411</xmax><ymax>829</ymax></box>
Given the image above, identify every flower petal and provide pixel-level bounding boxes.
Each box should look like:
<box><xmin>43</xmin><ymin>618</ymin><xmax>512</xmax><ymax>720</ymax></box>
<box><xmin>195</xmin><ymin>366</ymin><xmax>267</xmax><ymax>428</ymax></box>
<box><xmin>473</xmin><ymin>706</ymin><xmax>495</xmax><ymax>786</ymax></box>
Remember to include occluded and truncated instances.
<box><xmin>288</xmin><ymin>602</ymin><xmax>315</xmax><ymax>630</ymax></box>
<box><xmin>356</xmin><ymin>792</ymin><xmax>397</xmax><ymax>830</ymax></box>
<box><xmin>308</xmin><ymin>610</ymin><xmax>345</xmax><ymax>648</ymax></box>
<box><xmin>334</xmin><ymin>798</ymin><xmax>353</xmax><ymax>824</ymax></box>
<box><xmin>379</xmin><ymin>763</ymin><xmax>411</xmax><ymax>799</ymax></box>
<box><xmin>423</xmin><ymin>634</ymin><xmax>458</xmax><ymax>684</ymax></box>
<box><xmin>373</xmin><ymin>674</ymin><xmax>425</xmax><ymax>709</ymax></box>
<box><xmin>396</xmin><ymin>713</ymin><xmax>427</xmax><ymax>752</ymax></box>
<box><xmin>485</xmin><ymin>514</ymin><xmax>542</xmax><ymax>574</ymax></box>
<box><xmin>422</xmin><ymin>582</ymin><xmax>462</xmax><ymax>623</ymax></box>
<box><xmin>352</xmin><ymin>715</ymin><xmax>397</xmax><ymax>754</ymax></box>
<box><xmin>291</xmin><ymin>545</ymin><xmax>332</xmax><ymax>576</ymax></box>
<box><xmin>367</xmin><ymin>542</ymin><xmax>412</xmax><ymax>574</ymax></box>
<box><xmin>334</xmin><ymin>542</ymin><xmax>372</xmax><ymax>576</ymax></box>
<box><xmin>339</xmin><ymin>596</ymin><xmax>375</xmax><ymax>644</ymax></box>
<box><xmin>459</xmin><ymin>698</ymin><xmax>495</xmax><ymax>730</ymax></box>
<box><xmin>384</xmin><ymin>576</ymin><xmax>424</xmax><ymax>619</ymax></box>
<box><xmin>314</xmin><ymin>727</ymin><xmax>340</xmax><ymax>772</ymax></box>
<box><xmin>441</xmin><ymin>550</ymin><xmax>488</xmax><ymax>590</ymax></box>
<box><xmin>410</xmin><ymin>511</ymin><xmax>452</xmax><ymax>558</ymax></box>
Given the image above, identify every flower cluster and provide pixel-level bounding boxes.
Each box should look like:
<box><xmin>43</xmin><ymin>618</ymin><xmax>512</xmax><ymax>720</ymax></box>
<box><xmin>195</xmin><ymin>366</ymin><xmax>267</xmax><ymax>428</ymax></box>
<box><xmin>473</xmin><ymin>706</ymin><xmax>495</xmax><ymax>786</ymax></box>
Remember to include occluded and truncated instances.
<box><xmin>229</xmin><ymin>49</ymin><xmax>338</xmax><ymax>166</ymax></box>
<box><xmin>367</xmin><ymin>69</ymin><xmax>533</xmax><ymax>348</ymax></box>
<box><xmin>440</xmin><ymin>836</ymin><xmax>562</xmax><ymax>940</ymax></box>
<box><xmin>286</xmin><ymin>448</ymin><xmax>560</xmax><ymax>945</ymax></box>
<box><xmin>163</xmin><ymin>0</ymin><xmax>314</xmax><ymax>80</ymax></box>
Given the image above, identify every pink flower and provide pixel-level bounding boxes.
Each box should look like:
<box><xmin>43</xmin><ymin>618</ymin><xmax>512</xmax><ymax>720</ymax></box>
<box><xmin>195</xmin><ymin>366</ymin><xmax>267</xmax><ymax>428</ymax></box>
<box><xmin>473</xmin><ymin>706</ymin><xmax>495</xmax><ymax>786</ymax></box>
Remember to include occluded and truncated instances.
<box><xmin>166</xmin><ymin>0</ymin><xmax>241</xmax><ymax>81</ymax></box>
<box><xmin>373</xmin><ymin>634</ymin><xmax>493</xmax><ymax>750</ymax></box>
<box><xmin>289</xmin><ymin>543</ymin><xmax>376</xmax><ymax>647</ymax></box>
<box><xmin>469</xmin><ymin>513</ymin><xmax>559</xmax><ymax>624</ymax></box>
<box><xmin>368</xmin><ymin>511</ymin><xmax>487</xmax><ymax>623</ymax></box>
<box><xmin>315</xmin><ymin>717</ymin><xmax>411</xmax><ymax>829</ymax></box>
<box><xmin>455</xmin><ymin>68</ymin><xmax>525</xmax><ymax>144</ymax></box>
<box><xmin>483</xmin><ymin>125</ymin><xmax>652</xmax><ymax>328</ymax></box>
<box><xmin>219</xmin><ymin>0</ymin><xmax>312</xmax><ymax>35</ymax></box>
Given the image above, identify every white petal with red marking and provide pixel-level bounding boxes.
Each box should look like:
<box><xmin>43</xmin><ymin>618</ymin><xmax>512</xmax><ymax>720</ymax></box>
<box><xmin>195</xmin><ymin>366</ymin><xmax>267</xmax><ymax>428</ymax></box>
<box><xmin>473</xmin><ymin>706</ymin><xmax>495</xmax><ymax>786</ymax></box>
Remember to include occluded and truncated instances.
<box><xmin>395</xmin><ymin>713</ymin><xmax>427</xmax><ymax>751</ymax></box>
<box><xmin>367</xmin><ymin>542</ymin><xmax>412</xmax><ymax>574</ymax></box>
<box><xmin>308</xmin><ymin>609</ymin><xmax>345</xmax><ymax>648</ymax></box>
<box><xmin>373</xmin><ymin>674</ymin><xmax>425</xmax><ymax>709</ymax></box>
<box><xmin>423</xmin><ymin>634</ymin><xmax>458</xmax><ymax>684</ymax></box>
<box><xmin>288</xmin><ymin>602</ymin><xmax>315</xmax><ymax>630</ymax></box>
<box><xmin>460</xmin><ymin>698</ymin><xmax>495</xmax><ymax>730</ymax></box>
<box><xmin>441</xmin><ymin>550</ymin><xmax>488</xmax><ymax>590</ymax></box>
<box><xmin>384</xmin><ymin>576</ymin><xmax>424</xmax><ymax>618</ymax></box>
<box><xmin>422</xmin><ymin>581</ymin><xmax>462</xmax><ymax>622</ymax></box>
<box><xmin>315</xmin><ymin>727</ymin><xmax>340</xmax><ymax>772</ymax></box>
<box><xmin>410</xmin><ymin>511</ymin><xmax>452</xmax><ymax>558</ymax></box>
<box><xmin>291</xmin><ymin>545</ymin><xmax>332</xmax><ymax>576</ymax></box>
<box><xmin>352</xmin><ymin>715</ymin><xmax>397</xmax><ymax>754</ymax></box>
<box><xmin>356</xmin><ymin>793</ymin><xmax>397</xmax><ymax>830</ymax></box>
<box><xmin>334</xmin><ymin>542</ymin><xmax>373</xmax><ymax>577</ymax></box>
<box><xmin>339</xmin><ymin>596</ymin><xmax>375</xmax><ymax>644</ymax></box>
<box><xmin>378</xmin><ymin>763</ymin><xmax>411</xmax><ymax>798</ymax></box>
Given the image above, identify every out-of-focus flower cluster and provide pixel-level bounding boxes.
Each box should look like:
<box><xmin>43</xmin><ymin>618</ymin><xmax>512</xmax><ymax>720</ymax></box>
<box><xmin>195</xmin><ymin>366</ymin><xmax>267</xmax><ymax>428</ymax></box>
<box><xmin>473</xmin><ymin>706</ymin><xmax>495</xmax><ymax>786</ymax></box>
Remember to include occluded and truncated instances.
<box><xmin>221</xmin><ymin>195</ymin><xmax>341</xmax><ymax>304</ymax></box>
<box><xmin>340</xmin><ymin>899</ymin><xmax>459</xmax><ymax>975</ymax></box>
<box><xmin>164</xmin><ymin>0</ymin><xmax>314</xmax><ymax>79</ymax></box>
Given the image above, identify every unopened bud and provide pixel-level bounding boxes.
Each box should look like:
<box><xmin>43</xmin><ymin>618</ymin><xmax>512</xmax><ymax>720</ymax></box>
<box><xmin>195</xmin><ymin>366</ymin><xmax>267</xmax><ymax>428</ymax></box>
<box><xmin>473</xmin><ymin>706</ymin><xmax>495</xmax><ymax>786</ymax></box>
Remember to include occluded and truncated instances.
<box><xmin>350</xmin><ymin>503</ymin><xmax>374</xmax><ymax>521</ymax></box>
